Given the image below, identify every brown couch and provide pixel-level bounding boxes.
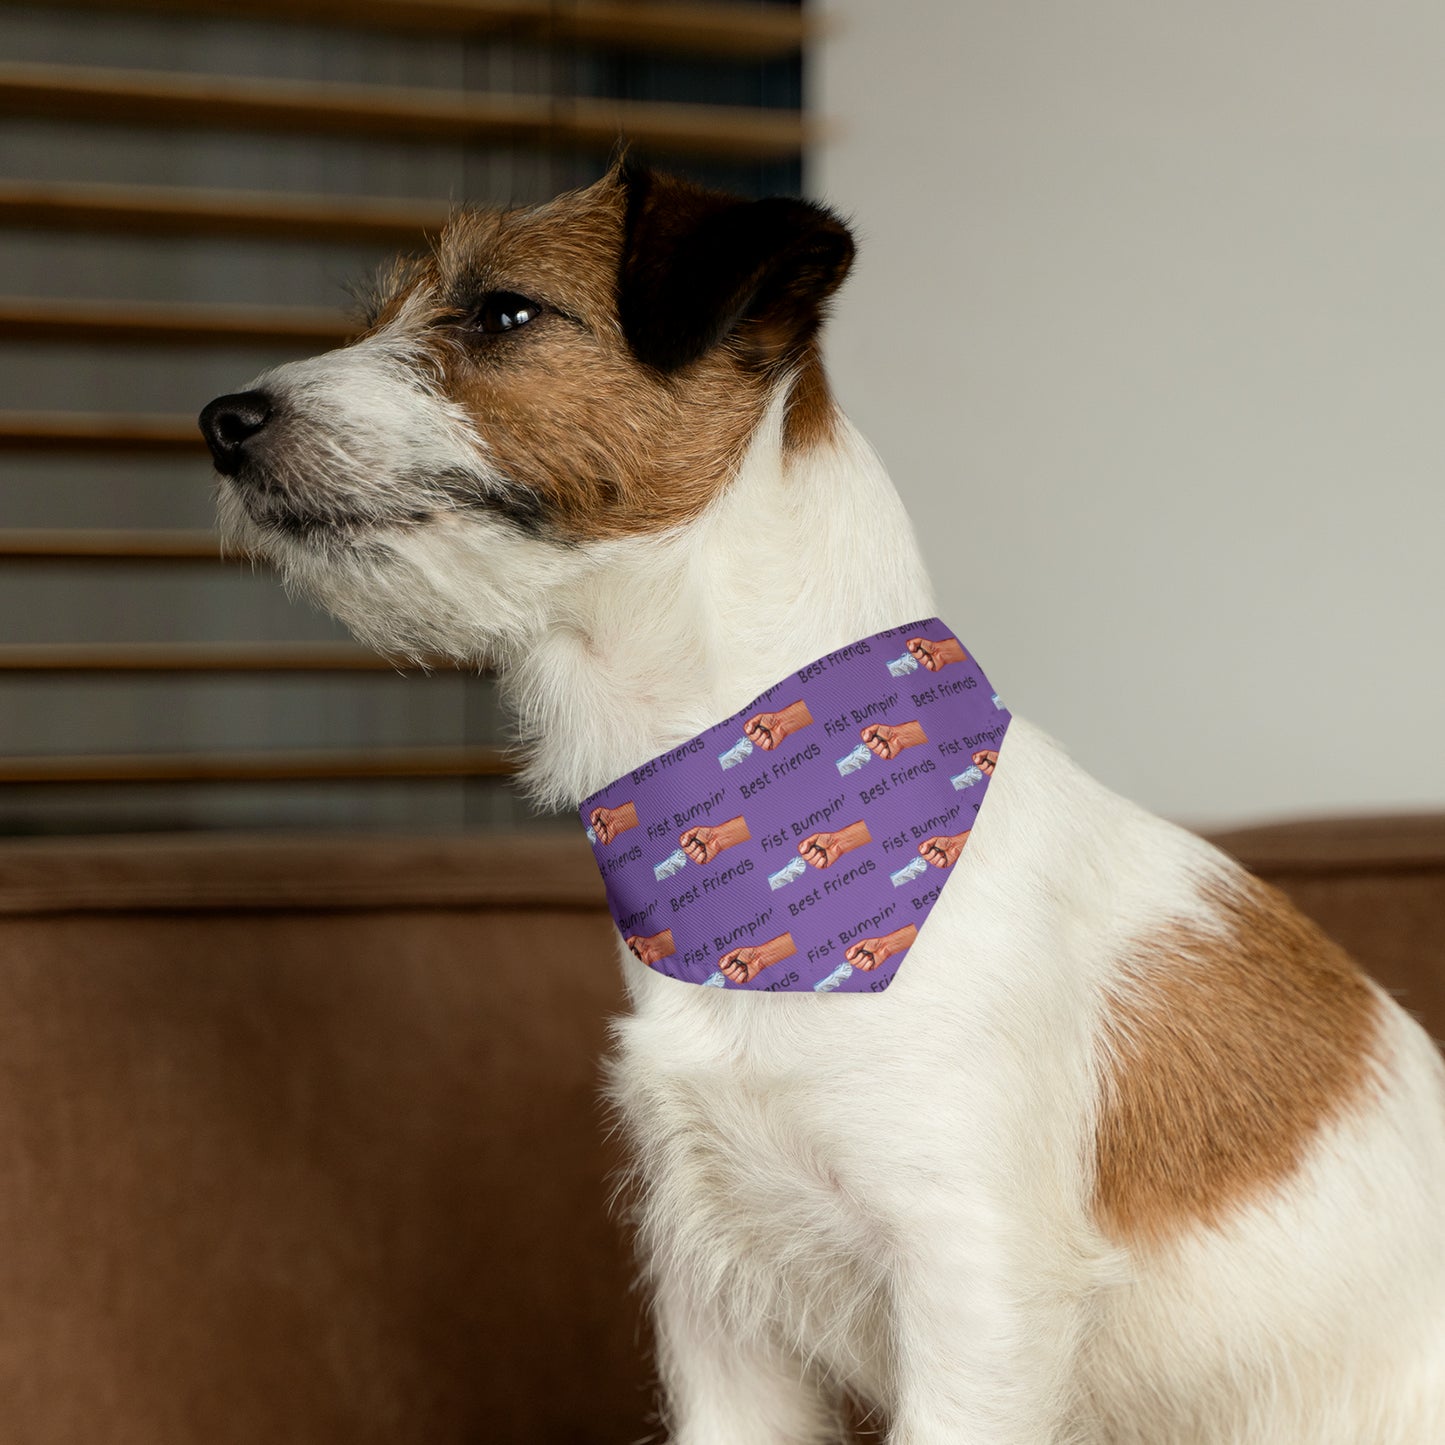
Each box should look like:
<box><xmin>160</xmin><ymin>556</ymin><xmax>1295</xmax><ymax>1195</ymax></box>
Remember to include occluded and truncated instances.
<box><xmin>0</xmin><ymin>818</ymin><xmax>1440</xmax><ymax>1443</ymax></box>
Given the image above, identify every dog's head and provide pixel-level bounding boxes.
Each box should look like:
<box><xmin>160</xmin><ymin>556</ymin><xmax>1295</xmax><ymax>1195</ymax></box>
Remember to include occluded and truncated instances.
<box><xmin>199</xmin><ymin>163</ymin><xmax>854</xmax><ymax>660</ymax></box>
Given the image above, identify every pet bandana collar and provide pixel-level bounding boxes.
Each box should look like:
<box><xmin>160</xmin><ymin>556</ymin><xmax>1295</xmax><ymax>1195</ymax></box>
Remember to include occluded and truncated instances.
<box><xmin>580</xmin><ymin>619</ymin><xmax>1011</xmax><ymax>994</ymax></box>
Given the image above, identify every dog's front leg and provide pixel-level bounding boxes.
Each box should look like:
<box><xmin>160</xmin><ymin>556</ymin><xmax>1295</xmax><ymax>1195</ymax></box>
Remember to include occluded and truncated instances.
<box><xmin>883</xmin><ymin>1207</ymin><xmax>1094</xmax><ymax>1445</ymax></box>
<box><xmin>653</xmin><ymin>1272</ymin><xmax>843</xmax><ymax>1445</ymax></box>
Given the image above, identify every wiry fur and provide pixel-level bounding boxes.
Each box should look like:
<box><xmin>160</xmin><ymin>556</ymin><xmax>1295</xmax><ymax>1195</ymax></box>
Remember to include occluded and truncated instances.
<box><xmin>207</xmin><ymin>170</ymin><xmax>1445</xmax><ymax>1444</ymax></box>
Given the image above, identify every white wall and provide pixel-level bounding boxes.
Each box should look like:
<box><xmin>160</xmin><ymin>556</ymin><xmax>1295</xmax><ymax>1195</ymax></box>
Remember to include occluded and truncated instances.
<box><xmin>813</xmin><ymin>1</ymin><xmax>1445</xmax><ymax>828</ymax></box>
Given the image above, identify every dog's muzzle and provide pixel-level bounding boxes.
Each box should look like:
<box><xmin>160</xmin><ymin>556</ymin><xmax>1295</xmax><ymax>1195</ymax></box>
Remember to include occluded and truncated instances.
<box><xmin>199</xmin><ymin>390</ymin><xmax>273</xmax><ymax>476</ymax></box>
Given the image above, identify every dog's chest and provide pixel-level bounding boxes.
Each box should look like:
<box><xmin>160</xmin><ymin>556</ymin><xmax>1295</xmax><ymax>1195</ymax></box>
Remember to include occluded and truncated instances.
<box><xmin>614</xmin><ymin>1003</ymin><xmax>894</xmax><ymax>1384</ymax></box>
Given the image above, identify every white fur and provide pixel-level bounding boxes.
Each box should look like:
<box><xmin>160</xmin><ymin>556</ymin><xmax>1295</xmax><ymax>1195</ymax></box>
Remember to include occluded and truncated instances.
<box><xmin>222</xmin><ymin>352</ymin><xmax>1445</xmax><ymax>1444</ymax></box>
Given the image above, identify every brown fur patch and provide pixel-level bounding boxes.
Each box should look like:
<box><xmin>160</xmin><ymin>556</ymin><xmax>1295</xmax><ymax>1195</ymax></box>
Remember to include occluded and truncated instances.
<box><xmin>782</xmin><ymin>343</ymin><xmax>840</xmax><ymax>454</ymax></box>
<box><xmin>368</xmin><ymin>175</ymin><xmax>803</xmax><ymax>542</ymax></box>
<box><xmin>1093</xmin><ymin>873</ymin><xmax>1381</xmax><ymax>1247</ymax></box>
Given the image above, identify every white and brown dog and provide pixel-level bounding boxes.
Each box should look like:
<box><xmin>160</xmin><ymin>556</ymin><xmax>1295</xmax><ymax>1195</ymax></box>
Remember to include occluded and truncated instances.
<box><xmin>201</xmin><ymin>164</ymin><xmax>1445</xmax><ymax>1444</ymax></box>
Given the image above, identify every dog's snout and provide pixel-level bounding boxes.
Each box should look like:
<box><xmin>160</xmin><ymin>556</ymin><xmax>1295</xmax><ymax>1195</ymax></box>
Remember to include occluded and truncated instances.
<box><xmin>199</xmin><ymin>390</ymin><xmax>273</xmax><ymax>475</ymax></box>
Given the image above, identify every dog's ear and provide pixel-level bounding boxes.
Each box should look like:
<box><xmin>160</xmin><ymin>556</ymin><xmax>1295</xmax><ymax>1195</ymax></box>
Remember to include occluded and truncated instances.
<box><xmin>617</xmin><ymin>162</ymin><xmax>855</xmax><ymax>374</ymax></box>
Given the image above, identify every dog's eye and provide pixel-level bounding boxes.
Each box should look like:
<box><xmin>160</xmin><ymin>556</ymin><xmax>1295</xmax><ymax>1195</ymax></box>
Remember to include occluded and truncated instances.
<box><xmin>472</xmin><ymin>292</ymin><xmax>542</xmax><ymax>334</ymax></box>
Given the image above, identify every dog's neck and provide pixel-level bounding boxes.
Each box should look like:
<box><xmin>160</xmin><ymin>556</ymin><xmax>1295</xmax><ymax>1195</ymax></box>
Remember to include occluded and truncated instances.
<box><xmin>500</xmin><ymin>394</ymin><xmax>937</xmax><ymax>810</ymax></box>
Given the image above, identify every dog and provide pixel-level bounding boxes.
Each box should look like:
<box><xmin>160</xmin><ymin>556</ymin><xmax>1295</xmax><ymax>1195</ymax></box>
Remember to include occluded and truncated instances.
<box><xmin>200</xmin><ymin>162</ymin><xmax>1445</xmax><ymax>1444</ymax></box>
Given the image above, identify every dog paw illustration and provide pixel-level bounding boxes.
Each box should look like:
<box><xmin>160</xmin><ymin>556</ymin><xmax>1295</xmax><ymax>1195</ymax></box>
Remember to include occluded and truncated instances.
<box><xmin>590</xmin><ymin>801</ymin><xmax>639</xmax><ymax>845</ymax></box>
<box><xmin>797</xmin><ymin>820</ymin><xmax>872</xmax><ymax>869</ymax></box>
<box><xmin>906</xmin><ymin>635</ymin><xmax>967</xmax><ymax>672</ymax></box>
<box><xmin>861</xmin><ymin>719</ymin><xmax>928</xmax><ymax>760</ymax></box>
<box><xmin>918</xmin><ymin>831</ymin><xmax>971</xmax><ymax>868</ymax></box>
<box><xmin>844</xmin><ymin>924</ymin><xmax>918</xmax><ymax>970</ymax></box>
<box><xmin>679</xmin><ymin>815</ymin><xmax>751</xmax><ymax>864</ymax></box>
<box><xmin>742</xmin><ymin>700</ymin><xmax>813</xmax><ymax>751</ymax></box>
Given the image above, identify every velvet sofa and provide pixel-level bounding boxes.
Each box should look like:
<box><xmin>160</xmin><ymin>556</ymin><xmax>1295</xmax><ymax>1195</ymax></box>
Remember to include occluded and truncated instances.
<box><xmin>0</xmin><ymin>817</ymin><xmax>1439</xmax><ymax>1442</ymax></box>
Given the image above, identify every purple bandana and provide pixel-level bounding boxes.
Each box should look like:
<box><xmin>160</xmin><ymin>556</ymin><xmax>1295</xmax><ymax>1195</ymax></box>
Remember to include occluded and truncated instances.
<box><xmin>580</xmin><ymin>619</ymin><xmax>1011</xmax><ymax>993</ymax></box>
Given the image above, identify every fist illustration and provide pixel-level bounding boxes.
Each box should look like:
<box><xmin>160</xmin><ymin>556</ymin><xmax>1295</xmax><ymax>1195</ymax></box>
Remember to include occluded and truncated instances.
<box><xmin>718</xmin><ymin>932</ymin><xmax>797</xmax><ymax>985</ymax></box>
<box><xmin>918</xmin><ymin>831</ymin><xmax>971</xmax><ymax>869</ymax></box>
<box><xmin>797</xmin><ymin>820</ymin><xmax>872</xmax><ymax>869</ymax></box>
<box><xmin>861</xmin><ymin>719</ymin><xmax>928</xmax><ymax>761</ymax></box>
<box><xmin>718</xmin><ymin>945</ymin><xmax>767</xmax><ymax>985</ymax></box>
<box><xmin>844</xmin><ymin>924</ymin><xmax>919</xmax><ymax>971</ymax></box>
<box><xmin>972</xmin><ymin>750</ymin><xmax>999</xmax><ymax>776</ymax></box>
<box><xmin>679</xmin><ymin>814</ymin><xmax>750</xmax><ymax>864</ymax></box>
<box><xmin>906</xmin><ymin>636</ymin><xmax>967</xmax><ymax>672</ymax></box>
<box><xmin>625</xmin><ymin>929</ymin><xmax>676</xmax><ymax>967</ymax></box>
<box><xmin>743</xmin><ymin>700</ymin><xmax>813</xmax><ymax>751</ymax></box>
<box><xmin>590</xmin><ymin>801</ymin><xmax>638</xmax><ymax>845</ymax></box>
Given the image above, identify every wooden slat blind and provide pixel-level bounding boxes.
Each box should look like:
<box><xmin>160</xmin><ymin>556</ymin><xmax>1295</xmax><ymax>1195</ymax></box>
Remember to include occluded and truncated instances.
<box><xmin>0</xmin><ymin>0</ymin><xmax>810</xmax><ymax>58</ymax></box>
<box><xmin>0</xmin><ymin>529</ymin><xmax>224</xmax><ymax>560</ymax></box>
<box><xmin>0</xmin><ymin>0</ymin><xmax>807</xmax><ymax>812</ymax></box>
<box><xmin>0</xmin><ymin>181</ymin><xmax>448</xmax><ymax>245</ymax></box>
<box><xmin>0</xmin><ymin>298</ymin><xmax>354</xmax><ymax>348</ymax></box>
<box><xmin>0</xmin><ymin>643</ymin><xmax>426</xmax><ymax>673</ymax></box>
<box><xmin>0</xmin><ymin>412</ymin><xmax>204</xmax><ymax>452</ymax></box>
<box><xmin>0</xmin><ymin>62</ymin><xmax>812</xmax><ymax>162</ymax></box>
<box><xmin>0</xmin><ymin>745</ymin><xmax>512</xmax><ymax>784</ymax></box>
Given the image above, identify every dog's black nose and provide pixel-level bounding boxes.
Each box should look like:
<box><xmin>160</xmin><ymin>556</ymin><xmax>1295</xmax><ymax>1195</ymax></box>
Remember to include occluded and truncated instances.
<box><xmin>199</xmin><ymin>390</ymin><xmax>272</xmax><ymax>475</ymax></box>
